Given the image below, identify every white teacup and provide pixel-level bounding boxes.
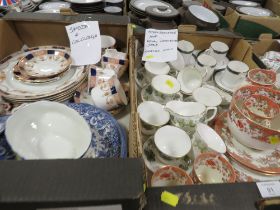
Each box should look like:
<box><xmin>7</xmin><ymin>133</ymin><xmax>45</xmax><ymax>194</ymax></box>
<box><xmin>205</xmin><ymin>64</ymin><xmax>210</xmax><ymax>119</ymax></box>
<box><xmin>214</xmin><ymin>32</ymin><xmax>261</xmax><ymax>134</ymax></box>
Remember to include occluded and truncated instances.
<box><xmin>205</xmin><ymin>41</ymin><xmax>229</xmax><ymax>64</ymax></box>
<box><xmin>191</xmin><ymin>123</ymin><xmax>226</xmax><ymax>158</ymax></box>
<box><xmin>193</xmin><ymin>87</ymin><xmax>222</xmax><ymax>107</ymax></box>
<box><xmin>137</xmin><ymin>101</ymin><xmax>170</xmax><ymax>136</ymax></box>
<box><xmin>151</xmin><ymin>75</ymin><xmax>181</xmax><ymax>103</ymax></box>
<box><xmin>144</xmin><ymin>62</ymin><xmax>170</xmax><ymax>82</ymax></box>
<box><xmin>177</xmin><ymin>66</ymin><xmax>204</xmax><ymax>95</ymax></box>
<box><xmin>91</xmin><ymin>75</ymin><xmax>127</xmax><ymax>111</ymax></box>
<box><xmin>169</xmin><ymin>51</ymin><xmax>185</xmax><ymax>71</ymax></box>
<box><xmin>101</xmin><ymin>35</ymin><xmax>116</xmax><ymax>52</ymax></box>
<box><xmin>221</xmin><ymin>60</ymin><xmax>249</xmax><ymax>88</ymax></box>
<box><xmin>195</xmin><ymin>54</ymin><xmax>217</xmax><ymax>81</ymax></box>
<box><xmin>178</xmin><ymin>40</ymin><xmax>195</xmax><ymax>66</ymax></box>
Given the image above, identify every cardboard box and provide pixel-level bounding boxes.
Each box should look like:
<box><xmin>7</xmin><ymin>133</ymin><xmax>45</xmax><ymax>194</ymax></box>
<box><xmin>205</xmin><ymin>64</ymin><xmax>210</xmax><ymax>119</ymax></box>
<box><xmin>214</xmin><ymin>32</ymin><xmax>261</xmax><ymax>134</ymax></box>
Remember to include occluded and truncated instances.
<box><xmin>0</xmin><ymin>13</ymin><xmax>145</xmax><ymax>210</ymax></box>
<box><xmin>223</xmin><ymin>7</ymin><xmax>280</xmax><ymax>40</ymax></box>
<box><xmin>128</xmin><ymin>28</ymin><xmax>261</xmax><ymax>183</ymax></box>
<box><xmin>265</xmin><ymin>0</ymin><xmax>280</xmax><ymax>16</ymax></box>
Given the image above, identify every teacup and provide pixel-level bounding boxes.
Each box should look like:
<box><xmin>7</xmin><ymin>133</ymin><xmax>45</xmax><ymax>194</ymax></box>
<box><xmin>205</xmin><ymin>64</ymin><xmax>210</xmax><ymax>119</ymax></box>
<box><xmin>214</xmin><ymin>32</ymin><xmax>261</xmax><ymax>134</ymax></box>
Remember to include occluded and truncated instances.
<box><xmin>137</xmin><ymin>101</ymin><xmax>170</xmax><ymax>136</ymax></box>
<box><xmin>191</xmin><ymin>123</ymin><xmax>226</xmax><ymax>158</ymax></box>
<box><xmin>151</xmin><ymin>165</ymin><xmax>193</xmax><ymax>187</ymax></box>
<box><xmin>101</xmin><ymin>49</ymin><xmax>128</xmax><ymax>78</ymax></box>
<box><xmin>91</xmin><ymin>75</ymin><xmax>127</xmax><ymax>111</ymax></box>
<box><xmin>178</xmin><ymin>40</ymin><xmax>195</xmax><ymax>66</ymax></box>
<box><xmin>165</xmin><ymin>101</ymin><xmax>217</xmax><ymax>135</ymax></box>
<box><xmin>192</xmin><ymin>87</ymin><xmax>222</xmax><ymax>107</ymax></box>
<box><xmin>195</xmin><ymin>54</ymin><xmax>217</xmax><ymax>81</ymax></box>
<box><xmin>169</xmin><ymin>51</ymin><xmax>185</xmax><ymax>71</ymax></box>
<box><xmin>177</xmin><ymin>66</ymin><xmax>204</xmax><ymax>95</ymax></box>
<box><xmin>192</xmin><ymin>152</ymin><xmax>236</xmax><ymax>184</ymax></box>
<box><xmin>221</xmin><ymin>60</ymin><xmax>249</xmax><ymax>88</ymax></box>
<box><xmin>151</xmin><ymin>75</ymin><xmax>181</xmax><ymax>104</ymax></box>
<box><xmin>205</xmin><ymin>41</ymin><xmax>229</xmax><ymax>65</ymax></box>
<box><xmin>154</xmin><ymin>125</ymin><xmax>192</xmax><ymax>160</ymax></box>
<box><xmin>144</xmin><ymin>61</ymin><xmax>170</xmax><ymax>83</ymax></box>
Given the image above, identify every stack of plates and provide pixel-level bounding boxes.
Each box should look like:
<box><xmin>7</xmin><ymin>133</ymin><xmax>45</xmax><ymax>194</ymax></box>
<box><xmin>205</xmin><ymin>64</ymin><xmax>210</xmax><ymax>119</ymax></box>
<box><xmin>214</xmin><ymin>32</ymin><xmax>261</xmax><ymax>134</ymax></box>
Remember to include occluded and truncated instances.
<box><xmin>0</xmin><ymin>46</ymin><xmax>87</xmax><ymax>104</ymax></box>
<box><xmin>36</xmin><ymin>1</ymin><xmax>71</xmax><ymax>13</ymax></box>
<box><xmin>19</xmin><ymin>0</ymin><xmax>41</xmax><ymax>12</ymax></box>
<box><xmin>129</xmin><ymin>0</ymin><xmax>172</xmax><ymax>18</ymax></box>
<box><xmin>66</xmin><ymin>0</ymin><xmax>104</xmax><ymax>13</ymax></box>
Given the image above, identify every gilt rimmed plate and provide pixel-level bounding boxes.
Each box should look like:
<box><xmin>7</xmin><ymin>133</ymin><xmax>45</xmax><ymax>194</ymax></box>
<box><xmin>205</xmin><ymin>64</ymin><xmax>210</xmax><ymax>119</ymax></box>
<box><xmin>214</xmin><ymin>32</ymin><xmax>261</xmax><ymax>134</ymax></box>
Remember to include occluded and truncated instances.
<box><xmin>237</xmin><ymin>6</ymin><xmax>273</xmax><ymax>17</ymax></box>
<box><xmin>215</xmin><ymin>112</ymin><xmax>280</xmax><ymax>174</ymax></box>
<box><xmin>143</xmin><ymin>136</ymin><xmax>192</xmax><ymax>173</ymax></box>
<box><xmin>230</xmin><ymin>0</ymin><xmax>259</xmax><ymax>7</ymax></box>
<box><xmin>66</xmin><ymin>103</ymin><xmax>127</xmax><ymax>158</ymax></box>
<box><xmin>17</xmin><ymin>49</ymin><xmax>71</xmax><ymax>78</ymax></box>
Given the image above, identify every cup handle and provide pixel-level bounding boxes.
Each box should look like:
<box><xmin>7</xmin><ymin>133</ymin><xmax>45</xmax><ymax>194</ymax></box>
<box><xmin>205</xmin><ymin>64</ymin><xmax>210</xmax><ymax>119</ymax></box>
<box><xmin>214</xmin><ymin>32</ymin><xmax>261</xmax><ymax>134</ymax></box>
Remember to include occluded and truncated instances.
<box><xmin>11</xmin><ymin>103</ymin><xmax>28</xmax><ymax>114</ymax></box>
<box><xmin>205</xmin><ymin>106</ymin><xmax>217</xmax><ymax>123</ymax></box>
<box><xmin>204</xmin><ymin>49</ymin><xmax>211</xmax><ymax>55</ymax></box>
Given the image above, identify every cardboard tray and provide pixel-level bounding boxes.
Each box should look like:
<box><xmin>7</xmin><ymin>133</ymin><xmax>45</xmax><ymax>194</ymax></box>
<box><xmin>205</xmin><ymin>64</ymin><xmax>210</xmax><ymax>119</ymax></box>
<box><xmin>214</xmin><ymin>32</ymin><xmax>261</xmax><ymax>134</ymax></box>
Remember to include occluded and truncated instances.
<box><xmin>0</xmin><ymin>13</ymin><xmax>146</xmax><ymax>210</ymax></box>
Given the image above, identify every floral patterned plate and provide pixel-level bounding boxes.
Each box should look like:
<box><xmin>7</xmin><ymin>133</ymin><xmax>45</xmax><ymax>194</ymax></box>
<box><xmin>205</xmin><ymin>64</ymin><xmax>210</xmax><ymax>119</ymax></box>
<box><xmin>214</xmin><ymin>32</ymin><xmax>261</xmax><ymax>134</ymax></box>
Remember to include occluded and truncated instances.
<box><xmin>215</xmin><ymin>112</ymin><xmax>280</xmax><ymax>174</ymax></box>
<box><xmin>143</xmin><ymin>136</ymin><xmax>192</xmax><ymax>173</ymax></box>
<box><xmin>66</xmin><ymin>103</ymin><xmax>127</xmax><ymax>158</ymax></box>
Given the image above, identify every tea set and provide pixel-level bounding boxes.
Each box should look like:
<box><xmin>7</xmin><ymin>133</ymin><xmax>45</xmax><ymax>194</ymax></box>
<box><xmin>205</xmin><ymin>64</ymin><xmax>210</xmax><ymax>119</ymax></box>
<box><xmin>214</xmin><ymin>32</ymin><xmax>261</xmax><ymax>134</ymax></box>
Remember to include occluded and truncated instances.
<box><xmin>136</xmin><ymin>37</ymin><xmax>280</xmax><ymax>186</ymax></box>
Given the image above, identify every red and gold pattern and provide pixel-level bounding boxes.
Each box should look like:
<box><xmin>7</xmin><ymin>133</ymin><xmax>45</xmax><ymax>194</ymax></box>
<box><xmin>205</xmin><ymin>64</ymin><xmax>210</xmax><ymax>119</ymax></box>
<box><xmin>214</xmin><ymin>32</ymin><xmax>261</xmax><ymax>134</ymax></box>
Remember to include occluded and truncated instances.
<box><xmin>247</xmin><ymin>69</ymin><xmax>276</xmax><ymax>87</ymax></box>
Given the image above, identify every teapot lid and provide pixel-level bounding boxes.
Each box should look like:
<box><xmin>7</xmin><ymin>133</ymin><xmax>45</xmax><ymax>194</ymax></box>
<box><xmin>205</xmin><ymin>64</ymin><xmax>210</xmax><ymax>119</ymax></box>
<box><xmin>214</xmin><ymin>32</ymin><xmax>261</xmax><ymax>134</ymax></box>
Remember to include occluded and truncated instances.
<box><xmin>145</xmin><ymin>5</ymin><xmax>179</xmax><ymax>21</ymax></box>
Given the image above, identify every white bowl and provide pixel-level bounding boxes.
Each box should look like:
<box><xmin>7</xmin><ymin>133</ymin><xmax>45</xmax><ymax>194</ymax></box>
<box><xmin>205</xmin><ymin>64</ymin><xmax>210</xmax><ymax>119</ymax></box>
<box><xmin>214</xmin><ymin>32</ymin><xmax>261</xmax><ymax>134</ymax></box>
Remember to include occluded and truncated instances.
<box><xmin>101</xmin><ymin>35</ymin><xmax>116</xmax><ymax>49</ymax></box>
<box><xmin>177</xmin><ymin>67</ymin><xmax>203</xmax><ymax>94</ymax></box>
<box><xmin>169</xmin><ymin>51</ymin><xmax>185</xmax><ymax>71</ymax></box>
<box><xmin>137</xmin><ymin>101</ymin><xmax>170</xmax><ymax>127</ymax></box>
<box><xmin>154</xmin><ymin>125</ymin><xmax>191</xmax><ymax>158</ymax></box>
<box><xmin>5</xmin><ymin>101</ymin><xmax>91</xmax><ymax>159</ymax></box>
<box><xmin>144</xmin><ymin>62</ymin><xmax>170</xmax><ymax>81</ymax></box>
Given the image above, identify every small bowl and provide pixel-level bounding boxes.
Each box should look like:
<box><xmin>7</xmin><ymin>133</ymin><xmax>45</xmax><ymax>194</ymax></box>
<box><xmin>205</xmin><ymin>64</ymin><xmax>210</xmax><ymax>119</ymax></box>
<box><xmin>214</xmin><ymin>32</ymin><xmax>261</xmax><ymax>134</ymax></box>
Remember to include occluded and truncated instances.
<box><xmin>145</xmin><ymin>61</ymin><xmax>170</xmax><ymax>82</ymax></box>
<box><xmin>104</xmin><ymin>6</ymin><xmax>123</xmax><ymax>15</ymax></box>
<box><xmin>154</xmin><ymin>125</ymin><xmax>192</xmax><ymax>159</ymax></box>
<box><xmin>192</xmin><ymin>152</ymin><xmax>236</xmax><ymax>184</ymax></box>
<box><xmin>137</xmin><ymin>101</ymin><xmax>170</xmax><ymax>135</ymax></box>
<box><xmin>244</xmin><ymin>94</ymin><xmax>279</xmax><ymax>119</ymax></box>
<box><xmin>151</xmin><ymin>165</ymin><xmax>193</xmax><ymax>187</ymax></box>
<box><xmin>101</xmin><ymin>35</ymin><xmax>116</xmax><ymax>50</ymax></box>
<box><xmin>169</xmin><ymin>51</ymin><xmax>185</xmax><ymax>71</ymax></box>
<box><xmin>5</xmin><ymin>101</ymin><xmax>92</xmax><ymax>159</ymax></box>
<box><xmin>247</xmin><ymin>68</ymin><xmax>276</xmax><ymax>87</ymax></box>
<box><xmin>193</xmin><ymin>87</ymin><xmax>222</xmax><ymax>107</ymax></box>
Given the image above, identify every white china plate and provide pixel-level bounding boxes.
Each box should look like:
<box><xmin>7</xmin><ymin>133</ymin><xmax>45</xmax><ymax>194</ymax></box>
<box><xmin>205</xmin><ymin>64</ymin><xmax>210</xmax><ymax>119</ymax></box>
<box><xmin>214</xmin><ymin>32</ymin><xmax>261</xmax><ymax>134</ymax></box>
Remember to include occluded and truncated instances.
<box><xmin>215</xmin><ymin>112</ymin><xmax>280</xmax><ymax>174</ymax></box>
<box><xmin>132</xmin><ymin>0</ymin><xmax>169</xmax><ymax>12</ymax></box>
<box><xmin>65</xmin><ymin>0</ymin><xmax>103</xmax><ymax>4</ymax></box>
<box><xmin>142</xmin><ymin>136</ymin><xmax>192</xmax><ymax>173</ymax></box>
<box><xmin>39</xmin><ymin>1</ymin><xmax>71</xmax><ymax>10</ymax></box>
<box><xmin>231</xmin><ymin>0</ymin><xmax>259</xmax><ymax>7</ymax></box>
<box><xmin>35</xmin><ymin>9</ymin><xmax>60</xmax><ymax>13</ymax></box>
<box><xmin>214</xmin><ymin>70</ymin><xmax>235</xmax><ymax>93</ymax></box>
<box><xmin>202</xmin><ymin>84</ymin><xmax>232</xmax><ymax>105</ymax></box>
<box><xmin>238</xmin><ymin>6</ymin><xmax>273</xmax><ymax>16</ymax></box>
<box><xmin>189</xmin><ymin>5</ymin><xmax>219</xmax><ymax>24</ymax></box>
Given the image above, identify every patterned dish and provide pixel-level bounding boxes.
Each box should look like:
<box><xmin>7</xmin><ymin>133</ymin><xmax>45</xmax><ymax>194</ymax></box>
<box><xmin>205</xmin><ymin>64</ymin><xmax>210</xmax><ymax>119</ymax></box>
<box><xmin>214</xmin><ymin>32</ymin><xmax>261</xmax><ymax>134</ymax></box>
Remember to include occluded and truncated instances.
<box><xmin>151</xmin><ymin>165</ymin><xmax>193</xmax><ymax>187</ymax></box>
<box><xmin>228</xmin><ymin>85</ymin><xmax>280</xmax><ymax>150</ymax></box>
<box><xmin>215</xmin><ymin>112</ymin><xmax>280</xmax><ymax>174</ymax></box>
<box><xmin>247</xmin><ymin>69</ymin><xmax>276</xmax><ymax>87</ymax></box>
<box><xmin>66</xmin><ymin>103</ymin><xmax>127</xmax><ymax>158</ymax></box>
<box><xmin>17</xmin><ymin>49</ymin><xmax>71</xmax><ymax>78</ymax></box>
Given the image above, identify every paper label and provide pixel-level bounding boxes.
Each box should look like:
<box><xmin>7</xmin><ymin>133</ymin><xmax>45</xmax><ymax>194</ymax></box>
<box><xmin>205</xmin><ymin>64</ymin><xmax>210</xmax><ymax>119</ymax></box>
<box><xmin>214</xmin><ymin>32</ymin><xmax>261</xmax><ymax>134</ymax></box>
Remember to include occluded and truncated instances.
<box><xmin>142</xmin><ymin>29</ymin><xmax>178</xmax><ymax>63</ymax></box>
<box><xmin>257</xmin><ymin>181</ymin><xmax>280</xmax><ymax>198</ymax></box>
<box><xmin>66</xmin><ymin>21</ymin><xmax>101</xmax><ymax>66</ymax></box>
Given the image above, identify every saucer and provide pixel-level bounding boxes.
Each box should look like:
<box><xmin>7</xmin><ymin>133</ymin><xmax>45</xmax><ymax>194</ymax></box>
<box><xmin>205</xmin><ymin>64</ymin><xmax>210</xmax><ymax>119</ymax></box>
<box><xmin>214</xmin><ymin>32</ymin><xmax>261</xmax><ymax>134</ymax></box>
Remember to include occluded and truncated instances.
<box><xmin>142</xmin><ymin>136</ymin><xmax>192</xmax><ymax>173</ymax></box>
<box><xmin>215</xmin><ymin>112</ymin><xmax>280</xmax><ymax>174</ymax></box>
<box><xmin>202</xmin><ymin>84</ymin><xmax>232</xmax><ymax>105</ymax></box>
<box><xmin>215</xmin><ymin>57</ymin><xmax>229</xmax><ymax>70</ymax></box>
<box><xmin>141</xmin><ymin>84</ymin><xmax>182</xmax><ymax>105</ymax></box>
<box><xmin>214</xmin><ymin>70</ymin><xmax>235</xmax><ymax>93</ymax></box>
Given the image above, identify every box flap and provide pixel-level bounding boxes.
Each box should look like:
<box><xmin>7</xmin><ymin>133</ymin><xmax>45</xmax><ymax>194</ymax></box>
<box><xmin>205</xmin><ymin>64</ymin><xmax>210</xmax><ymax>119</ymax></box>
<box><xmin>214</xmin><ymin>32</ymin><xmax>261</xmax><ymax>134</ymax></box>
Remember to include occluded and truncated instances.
<box><xmin>0</xmin><ymin>159</ymin><xmax>144</xmax><ymax>210</ymax></box>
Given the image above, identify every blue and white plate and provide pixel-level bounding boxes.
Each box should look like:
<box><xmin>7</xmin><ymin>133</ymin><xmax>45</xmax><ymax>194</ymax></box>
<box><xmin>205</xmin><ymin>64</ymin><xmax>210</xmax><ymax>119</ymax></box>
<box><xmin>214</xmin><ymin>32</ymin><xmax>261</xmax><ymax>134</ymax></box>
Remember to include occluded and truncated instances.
<box><xmin>66</xmin><ymin>103</ymin><xmax>127</xmax><ymax>158</ymax></box>
<box><xmin>0</xmin><ymin>116</ymin><xmax>15</xmax><ymax>160</ymax></box>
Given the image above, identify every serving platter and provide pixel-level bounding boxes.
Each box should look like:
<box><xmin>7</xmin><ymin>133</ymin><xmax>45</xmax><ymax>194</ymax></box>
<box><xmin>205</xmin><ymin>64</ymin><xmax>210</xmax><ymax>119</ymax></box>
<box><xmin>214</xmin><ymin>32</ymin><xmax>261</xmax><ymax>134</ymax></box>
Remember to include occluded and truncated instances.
<box><xmin>215</xmin><ymin>112</ymin><xmax>280</xmax><ymax>174</ymax></box>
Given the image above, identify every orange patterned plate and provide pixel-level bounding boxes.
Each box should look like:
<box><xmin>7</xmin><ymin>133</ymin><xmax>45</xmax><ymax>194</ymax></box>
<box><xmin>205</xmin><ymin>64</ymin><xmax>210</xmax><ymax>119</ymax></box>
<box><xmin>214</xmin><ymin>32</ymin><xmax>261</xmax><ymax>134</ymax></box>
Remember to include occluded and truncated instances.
<box><xmin>215</xmin><ymin>112</ymin><xmax>280</xmax><ymax>174</ymax></box>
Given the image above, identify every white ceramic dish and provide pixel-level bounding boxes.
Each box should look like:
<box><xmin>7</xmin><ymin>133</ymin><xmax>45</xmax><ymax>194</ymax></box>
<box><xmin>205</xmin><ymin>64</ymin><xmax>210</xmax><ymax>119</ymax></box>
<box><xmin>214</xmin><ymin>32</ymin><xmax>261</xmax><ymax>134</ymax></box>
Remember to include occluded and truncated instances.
<box><xmin>230</xmin><ymin>0</ymin><xmax>259</xmax><ymax>7</ymax></box>
<box><xmin>154</xmin><ymin>125</ymin><xmax>191</xmax><ymax>158</ymax></box>
<box><xmin>132</xmin><ymin>0</ymin><xmax>169</xmax><ymax>12</ymax></box>
<box><xmin>151</xmin><ymin>75</ymin><xmax>181</xmax><ymax>95</ymax></box>
<box><xmin>39</xmin><ymin>1</ymin><xmax>71</xmax><ymax>10</ymax></box>
<box><xmin>169</xmin><ymin>51</ymin><xmax>185</xmax><ymax>71</ymax></box>
<box><xmin>5</xmin><ymin>101</ymin><xmax>92</xmax><ymax>159</ymax></box>
<box><xmin>145</xmin><ymin>61</ymin><xmax>170</xmax><ymax>81</ymax></box>
<box><xmin>237</xmin><ymin>6</ymin><xmax>273</xmax><ymax>16</ymax></box>
<box><xmin>202</xmin><ymin>84</ymin><xmax>232</xmax><ymax>105</ymax></box>
<box><xmin>188</xmin><ymin>5</ymin><xmax>219</xmax><ymax>24</ymax></box>
<box><xmin>193</xmin><ymin>87</ymin><xmax>222</xmax><ymax>107</ymax></box>
<box><xmin>101</xmin><ymin>35</ymin><xmax>116</xmax><ymax>49</ymax></box>
<box><xmin>177</xmin><ymin>67</ymin><xmax>203</xmax><ymax>94</ymax></box>
<box><xmin>214</xmin><ymin>70</ymin><xmax>235</xmax><ymax>93</ymax></box>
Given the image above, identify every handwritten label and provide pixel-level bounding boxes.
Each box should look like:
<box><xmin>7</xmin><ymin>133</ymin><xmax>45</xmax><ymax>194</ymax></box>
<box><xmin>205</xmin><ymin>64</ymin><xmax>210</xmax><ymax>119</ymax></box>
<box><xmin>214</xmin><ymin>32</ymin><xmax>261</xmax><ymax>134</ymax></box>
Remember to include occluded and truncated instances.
<box><xmin>257</xmin><ymin>181</ymin><xmax>280</xmax><ymax>198</ymax></box>
<box><xmin>142</xmin><ymin>29</ymin><xmax>178</xmax><ymax>63</ymax></box>
<box><xmin>66</xmin><ymin>21</ymin><xmax>101</xmax><ymax>66</ymax></box>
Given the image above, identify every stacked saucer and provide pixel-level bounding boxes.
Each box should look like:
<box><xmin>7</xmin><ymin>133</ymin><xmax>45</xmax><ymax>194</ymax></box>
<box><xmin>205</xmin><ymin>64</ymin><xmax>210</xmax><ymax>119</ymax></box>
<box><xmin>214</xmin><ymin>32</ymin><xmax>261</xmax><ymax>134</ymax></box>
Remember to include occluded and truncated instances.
<box><xmin>66</xmin><ymin>0</ymin><xmax>104</xmax><ymax>13</ymax></box>
<box><xmin>0</xmin><ymin>46</ymin><xmax>87</xmax><ymax>104</ymax></box>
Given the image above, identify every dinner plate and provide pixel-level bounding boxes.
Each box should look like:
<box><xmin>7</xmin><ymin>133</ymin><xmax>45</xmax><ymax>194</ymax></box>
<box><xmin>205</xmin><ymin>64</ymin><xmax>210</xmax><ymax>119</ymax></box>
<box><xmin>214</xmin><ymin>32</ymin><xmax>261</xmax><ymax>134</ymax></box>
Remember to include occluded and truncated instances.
<box><xmin>131</xmin><ymin>0</ymin><xmax>169</xmax><ymax>12</ymax></box>
<box><xmin>65</xmin><ymin>0</ymin><xmax>103</xmax><ymax>4</ymax></box>
<box><xmin>215</xmin><ymin>112</ymin><xmax>280</xmax><ymax>174</ymax></box>
<box><xmin>230</xmin><ymin>0</ymin><xmax>259</xmax><ymax>7</ymax></box>
<box><xmin>237</xmin><ymin>6</ymin><xmax>273</xmax><ymax>17</ymax></box>
<box><xmin>39</xmin><ymin>1</ymin><xmax>71</xmax><ymax>10</ymax></box>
